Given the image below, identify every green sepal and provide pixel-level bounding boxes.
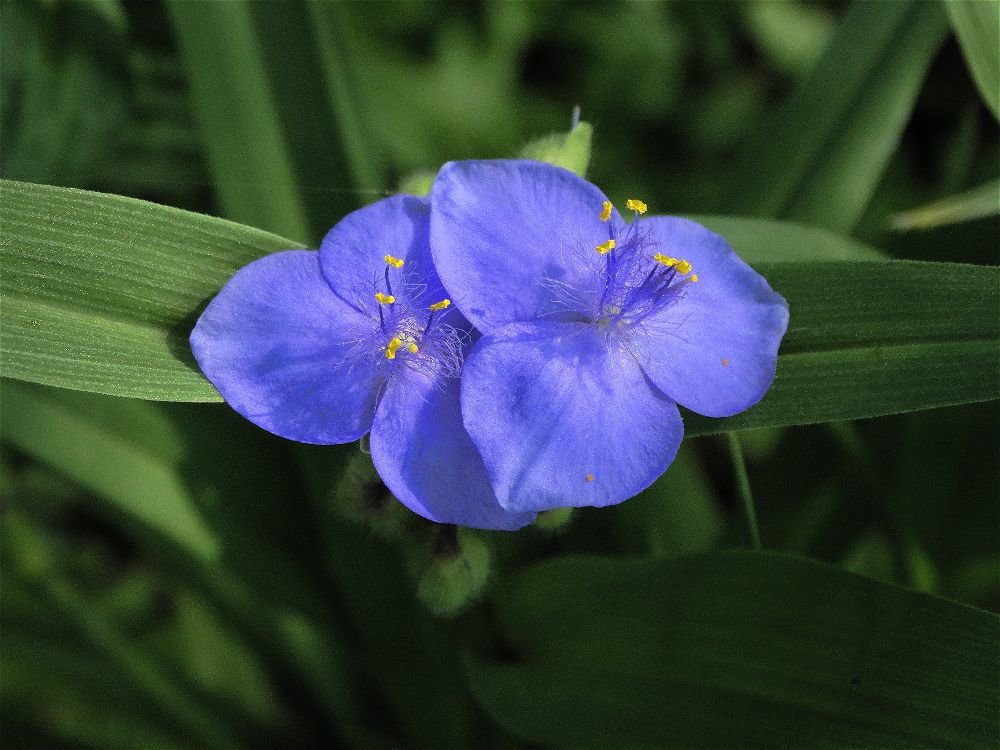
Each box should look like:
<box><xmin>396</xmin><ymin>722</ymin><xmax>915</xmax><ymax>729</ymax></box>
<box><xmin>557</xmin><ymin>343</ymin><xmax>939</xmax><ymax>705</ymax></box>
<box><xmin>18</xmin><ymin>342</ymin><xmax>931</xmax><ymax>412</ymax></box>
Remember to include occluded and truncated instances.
<box><xmin>519</xmin><ymin>120</ymin><xmax>593</xmax><ymax>177</ymax></box>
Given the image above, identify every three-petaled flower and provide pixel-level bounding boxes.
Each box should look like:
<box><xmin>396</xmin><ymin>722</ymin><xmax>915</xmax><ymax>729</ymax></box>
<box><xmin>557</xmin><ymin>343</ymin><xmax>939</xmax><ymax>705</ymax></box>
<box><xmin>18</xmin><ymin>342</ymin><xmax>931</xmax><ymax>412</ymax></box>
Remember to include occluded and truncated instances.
<box><xmin>190</xmin><ymin>195</ymin><xmax>536</xmax><ymax>530</ymax></box>
<box><xmin>430</xmin><ymin>160</ymin><xmax>789</xmax><ymax>513</ymax></box>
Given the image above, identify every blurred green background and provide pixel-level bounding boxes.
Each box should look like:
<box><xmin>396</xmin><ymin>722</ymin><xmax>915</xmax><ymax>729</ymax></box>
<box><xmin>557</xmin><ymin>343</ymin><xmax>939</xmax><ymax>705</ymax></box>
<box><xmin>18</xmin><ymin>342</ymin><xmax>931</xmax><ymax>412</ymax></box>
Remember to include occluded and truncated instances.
<box><xmin>2</xmin><ymin>0</ymin><xmax>998</xmax><ymax>747</ymax></box>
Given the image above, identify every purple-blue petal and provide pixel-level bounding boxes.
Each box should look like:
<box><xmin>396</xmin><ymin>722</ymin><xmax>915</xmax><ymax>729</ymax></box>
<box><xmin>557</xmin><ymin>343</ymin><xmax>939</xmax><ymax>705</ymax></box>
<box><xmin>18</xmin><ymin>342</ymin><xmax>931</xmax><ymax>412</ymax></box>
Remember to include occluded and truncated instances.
<box><xmin>370</xmin><ymin>370</ymin><xmax>536</xmax><ymax>530</ymax></box>
<box><xmin>431</xmin><ymin>160</ymin><xmax>619</xmax><ymax>332</ymax></box>
<box><xmin>632</xmin><ymin>217</ymin><xmax>789</xmax><ymax>418</ymax></box>
<box><xmin>190</xmin><ymin>250</ymin><xmax>382</xmax><ymax>443</ymax></box>
<box><xmin>461</xmin><ymin>321</ymin><xmax>684</xmax><ymax>513</ymax></box>
<box><xmin>320</xmin><ymin>194</ymin><xmax>450</xmax><ymax>319</ymax></box>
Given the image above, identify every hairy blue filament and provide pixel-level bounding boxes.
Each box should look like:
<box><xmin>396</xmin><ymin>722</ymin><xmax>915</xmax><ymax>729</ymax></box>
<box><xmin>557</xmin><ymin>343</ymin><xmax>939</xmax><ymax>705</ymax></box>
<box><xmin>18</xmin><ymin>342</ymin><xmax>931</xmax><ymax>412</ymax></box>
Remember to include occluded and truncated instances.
<box><xmin>595</xmin><ymin>215</ymin><xmax>688</xmax><ymax>334</ymax></box>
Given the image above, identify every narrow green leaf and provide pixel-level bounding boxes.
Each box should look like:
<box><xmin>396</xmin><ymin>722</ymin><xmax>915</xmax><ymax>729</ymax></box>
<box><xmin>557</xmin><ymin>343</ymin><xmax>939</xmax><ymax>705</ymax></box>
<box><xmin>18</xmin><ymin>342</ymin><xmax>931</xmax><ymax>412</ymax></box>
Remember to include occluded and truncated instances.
<box><xmin>305</xmin><ymin>0</ymin><xmax>384</xmax><ymax>191</ymax></box>
<box><xmin>722</xmin><ymin>0</ymin><xmax>948</xmax><ymax>233</ymax></box>
<box><xmin>0</xmin><ymin>179</ymin><xmax>300</xmax><ymax>401</ymax></box>
<box><xmin>890</xmin><ymin>180</ymin><xmax>1000</xmax><ymax>231</ymax></box>
<box><xmin>689</xmin><ymin>339</ymin><xmax>1000</xmax><ymax>436</ymax></box>
<box><xmin>166</xmin><ymin>0</ymin><xmax>311</xmax><ymax>242</ymax></box>
<box><xmin>3</xmin><ymin>182</ymin><xmax>996</xmax><ymax>428</ymax></box>
<box><xmin>687</xmin><ymin>260</ymin><xmax>1000</xmax><ymax>434</ymax></box>
<box><xmin>0</xmin><ymin>379</ymin><xmax>219</xmax><ymax>562</ymax></box>
<box><xmin>946</xmin><ymin>0</ymin><xmax>1000</xmax><ymax>121</ymax></box>
<box><xmin>466</xmin><ymin>551</ymin><xmax>999</xmax><ymax>748</ymax></box>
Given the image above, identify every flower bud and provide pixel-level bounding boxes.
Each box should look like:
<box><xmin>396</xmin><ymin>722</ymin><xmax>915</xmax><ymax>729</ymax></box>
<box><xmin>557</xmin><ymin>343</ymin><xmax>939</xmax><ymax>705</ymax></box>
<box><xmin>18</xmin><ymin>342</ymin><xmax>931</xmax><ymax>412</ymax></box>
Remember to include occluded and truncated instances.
<box><xmin>519</xmin><ymin>118</ymin><xmax>592</xmax><ymax>177</ymax></box>
<box><xmin>416</xmin><ymin>527</ymin><xmax>491</xmax><ymax>616</ymax></box>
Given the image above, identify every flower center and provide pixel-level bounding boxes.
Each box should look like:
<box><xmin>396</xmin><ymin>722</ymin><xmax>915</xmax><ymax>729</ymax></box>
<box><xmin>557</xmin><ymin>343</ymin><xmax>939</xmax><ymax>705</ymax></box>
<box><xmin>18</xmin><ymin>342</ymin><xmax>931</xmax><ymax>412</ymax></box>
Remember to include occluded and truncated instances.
<box><xmin>371</xmin><ymin>255</ymin><xmax>461</xmax><ymax>377</ymax></box>
<box><xmin>592</xmin><ymin>199</ymin><xmax>699</xmax><ymax>332</ymax></box>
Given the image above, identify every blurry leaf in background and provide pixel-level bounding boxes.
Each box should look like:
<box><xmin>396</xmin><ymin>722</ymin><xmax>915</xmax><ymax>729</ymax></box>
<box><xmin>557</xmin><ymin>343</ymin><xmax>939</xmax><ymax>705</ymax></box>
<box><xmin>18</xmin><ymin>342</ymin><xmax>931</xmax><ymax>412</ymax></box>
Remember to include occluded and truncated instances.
<box><xmin>0</xmin><ymin>379</ymin><xmax>218</xmax><ymax>561</ymax></box>
<box><xmin>890</xmin><ymin>180</ymin><xmax>1000</xmax><ymax>231</ymax></box>
<box><xmin>611</xmin><ymin>444</ymin><xmax>723</xmax><ymax>556</ymax></box>
<box><xmin>0</xmin><ymin>0</ymin><xmax>128</xmax><ymax>187</ymax></box>
<box><xmin>95</xmin><ymin>46</ymin><xmax>211</xmax><ymax>208</ymax></box>
<box><xmin>690</xmin><ymin>215</ymin><xmax>886</xmax><ymax>262</ymax></box>
<box><xmin>167</xmin><ymin>0</ymin><xmax>386</xmax><ymax>243</ymax></box>
<box><xmin>0</xmin><ymin>179</ymin><xmax>300</xmax><ymax>401</ymax></box>
<box><xmin>741</xmin><ymin>0</ymin><xmax>834</xmax><ymax>77</ymax></box>
<box><xmin>465</xmin><ymin>552</ymin><xmax>1000</xmax><ymax>748</ymax></box>
<box><xmin>722</xmin><ymin>0</ymin><xmax>948</xmax><ymax>234</ymax></box>
<box><xmin>165</xmin><ymin>0</ymin><xmax>311</xmax><ymax>243</ymax></box>
<box><xmin>946</xmin><ymin>0</ymin><xmax>1000</xmax><ymax>122</ymax></box>
<box><xmin>343</xmin><ymin>1</ymin><xmax>532</xmax><ymax>173</ymax></box>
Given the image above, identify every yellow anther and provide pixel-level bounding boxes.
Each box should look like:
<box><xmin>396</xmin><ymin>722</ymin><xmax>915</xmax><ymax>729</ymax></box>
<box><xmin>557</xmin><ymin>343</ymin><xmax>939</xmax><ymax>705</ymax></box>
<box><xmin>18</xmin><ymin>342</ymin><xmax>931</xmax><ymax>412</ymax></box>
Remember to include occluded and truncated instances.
<box><xmin>407</xmin><ymin>342</ymin><xmax>419</xmax><ymax>354</ymax></box>
<box><xmin>595</xmin><ymin>239</ymin><xmax>616</xmax><ymax>255</ymax></box>
<box><xmin>599</xmin><ymin>201</ymin><xmax>613</xmax><ymax>222</ymax></box>
<box><xmin>676</xmin><ymin>259</ymin><xmax>693</xmax><ymax>275</ymax></box>
<box><xmin>690</xmin><ymin>274</ymin><xmax>699</xmax><ymax>283</ymax></box>
<box><xmin>385</xmin><ymin>336</ymin><xmax>403</xmax><ymax>360</ymax></box>
<box><xmin>375</xmin><ymin>292</ymin><xmax>395</xmax><ymax>305</ymax></box>
<box><xmin>384</xmin><ymin>254</ymin><xmax>405</xmax><ymax>269</ymax></box>
<box><xmin>653</xmin><ymin>253</ymin><xmax>678</xmax><ymax>267</ymax></box>
<box><xmin>429</xmin><ymin>299</ymin><xmax>451</xmax><ymax>311</ymax></box>
<box><xmin>626</xmin><ymin>198</ymin><xmax>647</xmax><ymax>215</ymax></box>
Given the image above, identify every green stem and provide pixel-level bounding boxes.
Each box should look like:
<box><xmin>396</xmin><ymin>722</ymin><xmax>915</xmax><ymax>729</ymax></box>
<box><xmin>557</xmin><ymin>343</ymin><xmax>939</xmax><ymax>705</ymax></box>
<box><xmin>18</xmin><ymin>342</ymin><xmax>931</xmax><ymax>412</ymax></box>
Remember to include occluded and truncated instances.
<box><xmin>727</xmin><ymin>433</ymin><xmax>762</xmax><ymax>550</ymax></box>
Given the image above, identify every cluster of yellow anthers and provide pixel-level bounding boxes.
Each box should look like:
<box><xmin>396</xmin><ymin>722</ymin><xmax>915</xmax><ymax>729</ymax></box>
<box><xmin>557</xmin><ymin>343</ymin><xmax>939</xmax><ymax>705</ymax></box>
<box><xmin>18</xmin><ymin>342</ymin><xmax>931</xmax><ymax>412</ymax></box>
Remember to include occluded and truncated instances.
<box><xmin>594</xmin><ymin>199</ymin><xmax>699</xmax><ymax>283</ymax></box>
<box><xmin>653</xmin><ymin>253</ymin><xmax>698</xmax><ymax>283</ymax></box>
<box><xmin>375</xmin><ymin>254</ymin><xmax>451</xmax><ymax>360</ymax></box>
<box><xmin>384</xmin><ymin>334</ymin><xmax>418</xmax><ymax>360</ymax></box>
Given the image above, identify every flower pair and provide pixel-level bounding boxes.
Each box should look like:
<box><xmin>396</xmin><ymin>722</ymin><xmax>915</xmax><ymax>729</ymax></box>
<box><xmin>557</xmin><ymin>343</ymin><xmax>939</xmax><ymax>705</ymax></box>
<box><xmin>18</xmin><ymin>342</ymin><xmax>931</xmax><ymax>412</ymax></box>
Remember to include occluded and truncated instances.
<box><xmin>191</xmin><ymin>160</ymin><xmax>788</xmax><ymax>530</ymax></box>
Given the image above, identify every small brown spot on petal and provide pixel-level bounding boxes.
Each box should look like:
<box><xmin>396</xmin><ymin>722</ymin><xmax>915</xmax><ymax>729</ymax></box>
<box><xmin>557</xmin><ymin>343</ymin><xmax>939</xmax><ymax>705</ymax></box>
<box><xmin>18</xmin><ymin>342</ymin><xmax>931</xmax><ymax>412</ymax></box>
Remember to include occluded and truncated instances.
<box><xmin>585</xmin><ymin>474</ymin><xmax>595</xmax><ymax>483</ymax></box>
<box><xmin>721</xmin><ymin>358</ymin><xmax>730</xmax><ymax>367</ymax></box>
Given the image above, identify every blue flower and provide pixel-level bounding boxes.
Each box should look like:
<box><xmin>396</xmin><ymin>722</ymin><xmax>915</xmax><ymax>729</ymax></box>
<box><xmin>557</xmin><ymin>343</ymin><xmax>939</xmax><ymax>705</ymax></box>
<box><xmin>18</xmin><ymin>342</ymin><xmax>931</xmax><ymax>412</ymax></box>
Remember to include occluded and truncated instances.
<box><xmin>190</xmin><ymin>195</ymin><xmax>535</xmax><ymax>530</ymax></box>
<box><xmin>430</xmin><ymin>160</ymin><xmax>789</xmax><ymax>513</ymax></box>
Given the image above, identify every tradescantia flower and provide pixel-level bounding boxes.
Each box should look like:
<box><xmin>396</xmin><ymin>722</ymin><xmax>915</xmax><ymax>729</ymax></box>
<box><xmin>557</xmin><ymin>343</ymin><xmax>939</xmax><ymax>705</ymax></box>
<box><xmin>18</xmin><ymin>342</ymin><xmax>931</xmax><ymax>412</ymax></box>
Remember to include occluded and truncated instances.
<box><xmin>190</xmin><ymin>195</ymin><xmax>535</xmax><ymax>530</ymax></box>
<box><xmin>430</xmin><ymin>159</ymin><xmax>789</xmax><ymax>513</ymax></box>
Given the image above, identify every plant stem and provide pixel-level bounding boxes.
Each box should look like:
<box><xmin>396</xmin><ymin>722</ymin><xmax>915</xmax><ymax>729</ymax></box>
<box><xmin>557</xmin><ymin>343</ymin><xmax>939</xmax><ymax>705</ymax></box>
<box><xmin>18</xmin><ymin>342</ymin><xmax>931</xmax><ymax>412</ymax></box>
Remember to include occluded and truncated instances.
<box><xmin>727</xmin><ymin>433</ymin><xmax>762</xmax><ymax>550</ymax></box>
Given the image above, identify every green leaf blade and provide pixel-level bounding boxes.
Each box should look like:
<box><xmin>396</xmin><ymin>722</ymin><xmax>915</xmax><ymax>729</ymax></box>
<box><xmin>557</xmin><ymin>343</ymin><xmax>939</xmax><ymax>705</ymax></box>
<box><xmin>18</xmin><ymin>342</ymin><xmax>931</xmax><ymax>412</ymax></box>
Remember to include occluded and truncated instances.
<box><xmin>947</xmin><ymin>0</ymin><xmax>1000</xmax><ymax>121</ymax></box>
<box><xmin>722</xmin><ymin>0</ymin><xmax>949</xmax><ymax>233</ymax></box>
<box><xmin>688</xmin><ymin>260</ymin><xmax>1000</xmax><ymax>434</ymax></box>
<box><xmin>466</xmin><ymin>551</ymin><xmax>1000</xmax><ymax>748</ymax></box>
<box><xmin>0</xmin><ymin>179</ymin><xmax>301</xmax><ymax>401</ymax></box>
<box><xmin>0</xmin><ymin>380</ymin><xmax>220</xmax><ymax>562</ymax></box>
<box><xmin>165</xmin><ymin>0</ymin><xmax>312</xmax><ymax>242</ymax></box>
